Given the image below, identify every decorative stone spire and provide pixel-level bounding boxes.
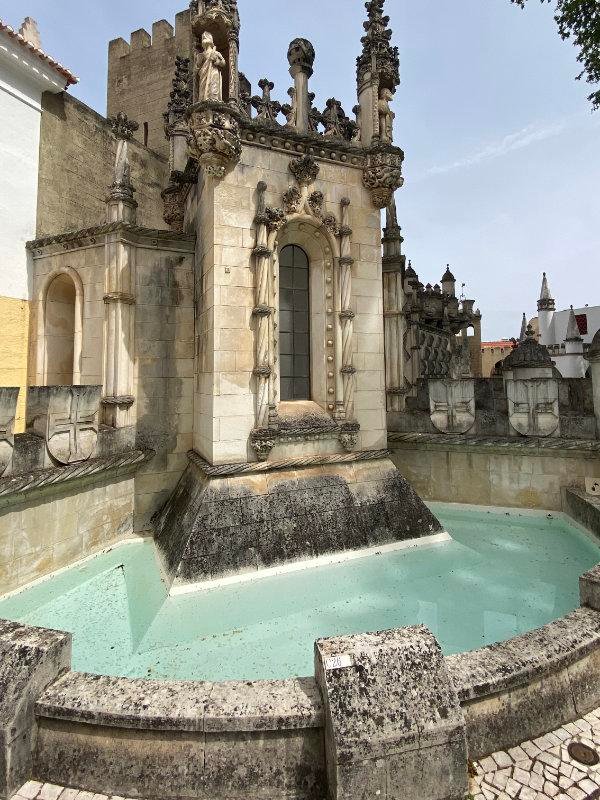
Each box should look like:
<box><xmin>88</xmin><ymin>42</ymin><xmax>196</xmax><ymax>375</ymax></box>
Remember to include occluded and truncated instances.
<box><xmin>357</xmin><ymin>0</ymin><xmax>400</xmax><ymax>94</ymax></box>
<box><xmin>107</xmin><ymin>112</ymin><xmax>139</xmax><ymax>221</ymax></box>
<box><xmin>519</xmin><ymin>313</ymin><xmax>528</xmax><ymax>342</ymax></box>
<box><xmin>164</xmin><ymin>56</ymin><xmax>192</xmax><ymax>133</ymax></box>
<box><xmin>538</xmin><ymin>272</ymin><xmax>555</xmax><ymax>312</ymax></box>
<box><xmin>381</xmin><ymin>195</ymin><xmax>404</xmax><ymax>273</ymax></box>
<box><xmin>565</xmin><ymin>306</ymin><xmax>582</xmax><ymax>342</ymax></box>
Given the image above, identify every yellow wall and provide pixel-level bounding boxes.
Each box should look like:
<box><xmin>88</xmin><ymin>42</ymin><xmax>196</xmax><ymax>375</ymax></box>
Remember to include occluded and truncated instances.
<box><xmin>0</xmin><ymin>295</ymin><xmax>30</xmax><ymax>432</ymax></box>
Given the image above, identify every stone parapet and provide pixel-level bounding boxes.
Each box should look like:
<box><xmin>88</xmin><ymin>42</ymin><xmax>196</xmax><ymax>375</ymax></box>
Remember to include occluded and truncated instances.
<box><xmin>315</xmin><ymin>626</ymin><xmax>468</xmax><ymax>800</ymax></box>
<box><xmin>0</xmin><ymin>621</ymin><xmax>71</xmax><ymax>800</ymax></box>
<box><xmin>447</xmin><ymin>607</ymin><xmax>600</xmax><ymax>760</ymax></box>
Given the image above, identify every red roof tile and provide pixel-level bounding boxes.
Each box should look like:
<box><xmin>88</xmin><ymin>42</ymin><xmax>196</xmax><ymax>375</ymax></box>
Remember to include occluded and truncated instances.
<box><xmin>0</xmin><ymin>19</ymin><xmax>78</xmax><ymax>86</ymax></box>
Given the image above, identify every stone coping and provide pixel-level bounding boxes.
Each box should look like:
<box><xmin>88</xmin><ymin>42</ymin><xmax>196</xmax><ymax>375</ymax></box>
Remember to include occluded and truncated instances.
<box><xmin>389</xmin><ymin>432</ymin><xmax>600</xmax><ymax>457</ymax></box>
<box><xmin>187</xmin><ymin>447</ymin><xmax>391</xmax><ymax>477</ymax></box>
<box><xmin>26</xmin><ymin>222</ymin><xmax>197</xmax><ymax>252</ymax></box>
<box><xmin>35</xmin><ymin>671</ymin><xmax>324</xmax><ymax>733</ymax></box>
<box><xmin>0</xmin><ymin>450</ymin><xmax>153</xmax><ymax>508</ymax></box>
<box><xmin>447</xmin><ymin>607</ymin><xmax>600</xmax><ymax>704</ymax></box>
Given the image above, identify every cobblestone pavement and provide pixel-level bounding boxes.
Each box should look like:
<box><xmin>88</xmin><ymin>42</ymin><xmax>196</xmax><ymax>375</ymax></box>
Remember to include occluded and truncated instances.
<box><xmin>14</xmin><ymin>709</ymin><xmax>600</xmax><ymax>800</ymax></box>
<box><xmin>470</xmin><ymin>708</ymin><xmax>600</xmax><ymax>800</ymax></box>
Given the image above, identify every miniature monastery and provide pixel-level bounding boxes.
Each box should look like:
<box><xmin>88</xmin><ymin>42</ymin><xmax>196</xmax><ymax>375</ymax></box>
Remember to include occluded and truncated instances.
<box><xmin>1</xmin><ymin>4</ymin><xmax>600</xmax><ymax>800</ymax></box>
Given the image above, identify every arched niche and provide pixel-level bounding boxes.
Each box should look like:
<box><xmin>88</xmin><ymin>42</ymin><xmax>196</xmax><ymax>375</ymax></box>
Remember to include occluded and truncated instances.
<box><xmin>275</xmin><ymin>217</ymin><xmax>339</xmax><ymax>414</ymax></box>
<box><xmin>36</xmin><ymin>267</ymin><xmax>83</xmax><ymax>386</ymax></box>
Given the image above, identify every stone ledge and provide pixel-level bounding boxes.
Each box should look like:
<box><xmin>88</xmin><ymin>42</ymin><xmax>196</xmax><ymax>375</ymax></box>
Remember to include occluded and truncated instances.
<box><xmin>447</xmin><ymin>607</ymin><xmax>600</xmax><ymax>704</ymax></box>
<box><xmin>0</xmin><ymin>449</ymin><xmax>153</xmax><ymax>510</ymax></box>
<box><xmin>26</xmin><ymin>222</ymin><xmax>196</xmax><ymax>253</ymax></box>
<box><xmin>35</xmin><ymin>672</ymin><xmax>323</xmax><ymax>733</ymax></box>
<box><xmin>566</xmin><ymin>488</ymin><xmax>600</xmax><ymax>539</ymax></box>
<box><xmin>389</xmin><ymin>432</ymin><xmax>600</xmax><ymax>459</ymax></box>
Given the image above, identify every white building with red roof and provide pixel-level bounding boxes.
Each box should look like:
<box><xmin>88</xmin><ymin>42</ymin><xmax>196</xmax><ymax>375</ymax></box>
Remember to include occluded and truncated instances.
<box><xmin>0</xmin><ymin>16</ymin><xmax>77</xmax><ymax>428</ymax></box>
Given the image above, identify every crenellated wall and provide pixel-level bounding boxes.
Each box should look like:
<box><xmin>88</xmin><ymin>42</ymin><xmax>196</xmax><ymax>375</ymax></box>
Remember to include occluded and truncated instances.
<box><xmin>107</xmin><ymin>13</ymin><xmax>193</xmax><ymax>159</ymax></box>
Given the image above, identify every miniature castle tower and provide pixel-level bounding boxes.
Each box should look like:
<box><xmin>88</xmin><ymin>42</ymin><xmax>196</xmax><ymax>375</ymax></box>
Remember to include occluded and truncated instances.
<box><xmin>153</xmin><ymin>0</ymin><xmax>441</xmax><ymax>589</ymax></box>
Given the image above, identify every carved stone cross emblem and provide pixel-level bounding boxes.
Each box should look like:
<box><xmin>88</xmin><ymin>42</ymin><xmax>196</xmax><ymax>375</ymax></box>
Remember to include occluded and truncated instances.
<box><xmin>27</xmin><ymin>385</ymin><xmax>102</xmax><ymax>466</ymax></box>
<box><xmin>0</xmin><ymin>387</ymin><xmax>19</xmax><ymax>477</ymax></box>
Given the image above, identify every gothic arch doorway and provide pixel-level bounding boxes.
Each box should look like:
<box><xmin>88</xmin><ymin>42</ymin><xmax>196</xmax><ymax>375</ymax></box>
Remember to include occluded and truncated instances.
<box><xmin>278</xmin><ymin>244</ymin><xmax>310</xmax><ymax>401</ymax></box>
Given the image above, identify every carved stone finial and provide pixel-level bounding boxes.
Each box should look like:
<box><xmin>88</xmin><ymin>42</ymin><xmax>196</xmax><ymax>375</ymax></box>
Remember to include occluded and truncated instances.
<box><xmin>287</xmin><ymin>38</ymin><xmax>316</xmax><ymax>77</ymax></box>
<box><xmin>109</xmin><ymin>111</ymin><xmax>139</xmax><ymax>141</ymax></box>
<box><xmin>190</xmin><ymin>0</ymin><xmax>240</xmax><ymax>34</ymax></box>
<box><xmin>251</xmin><ymin>78</ymin><xmax>282</xmax><ymax>123</ymax></box>
<box><xmin>289</xmin><ymin>154</ymin><xmax>320</xmax><ymax>187</ymax></box>
<box><xmin>357</xmin><ymin>0</ymin><xmax>400</xmax><ymax>92</ymax></box>
<box><xmin>282</xmin><ymin>87</ymin><xmax>298</xmax><ymax>127</ymax></box>
<box><xmin>164</xmin><ymin>56</ymin><xmax>192</xmax><ymax>134</ymax></box>
<box><xmin>322</xmin><ymin>98</ymin><xmax>353</xmax><ymax>140</ymax></box>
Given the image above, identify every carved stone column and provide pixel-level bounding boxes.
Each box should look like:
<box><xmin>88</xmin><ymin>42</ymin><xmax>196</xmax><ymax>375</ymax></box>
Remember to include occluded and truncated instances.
<box><xmin>287</xmin><ymin>38</ymin><xmax>316</xmax><ymax>134</ymax></box>
<box><xmin>338</xmin><ymin>198</ymin><xmax>356</xmax><ymax>420</ymax></box>
<box><xmin>103</xmin><ymin>114</ymin><xmax>138</xmax><ymax>428</ymax></box>
<box><xmin>383</xmin><ymin>269</ymin><xmax>404</xmax><ymax>412</ymax></box>
<box><xmin>228</xmin><ymin>29</ymin><xmax>240</xmax><ymax>104</ymax></box>
<box><xmin>252</xmin><ymin>183</ymin><xmax>274</xmax><ymax>430</ymax></box>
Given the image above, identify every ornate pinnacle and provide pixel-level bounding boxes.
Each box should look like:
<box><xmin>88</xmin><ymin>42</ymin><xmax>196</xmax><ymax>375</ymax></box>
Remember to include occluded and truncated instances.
<box><xmin>109</xmin><ymin>111</ymin><xmax>139</xmax><ymax>141</ymax></box>
<box><xmin>164</xmin><ymin>56</ymin><xmax>192</xmax><ymax>133</ymax></box>
<box><xmin>251</xmin><ymin>78</ymin><xmax>282</xmax><ymax>124</ymax></box>
<box><xmin>357</xmin><ymin>0</ymin><xmax>400</xmax><ymax>91</ymax></box>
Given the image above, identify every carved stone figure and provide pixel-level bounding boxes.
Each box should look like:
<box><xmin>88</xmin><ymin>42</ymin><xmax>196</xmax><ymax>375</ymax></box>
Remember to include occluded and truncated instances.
<box><xmin>378</xmin><ymin>88</ymin><xmax>395</xmax><ymax>143</ymax></box>
<box><xmin>429</xmin><ymin>379</ymin><xmax>475</xmax><ymax>435</ymax></box>
<box><xmin>27</xmin><ymin>386</ymin><xmax>102</xmax><ymax>466</ymax></box>
<box><xmin>352</xmin><ymin>104</ymin><xmax>362</xmax><ymax>143</ymax></box>
<box><xmin>195</xmin><ymin>32</ymin><xmax>226</xmax><ymax>102</ymax></box>
<box><xmin>0</xmin><ymin>387</ymin><xmax>19</xmax><ymax>477</ymax></box>
<box><xmin>363</xmin><ymin>145</ymin><xmax>404</xmax><ymax>208</ymax></box>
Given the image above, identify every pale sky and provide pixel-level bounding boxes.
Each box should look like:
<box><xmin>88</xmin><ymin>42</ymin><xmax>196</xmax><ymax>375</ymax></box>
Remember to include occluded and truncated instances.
<box><xmin>9</xmin><ymin>0</ymin><xmax>600</xmax><ymax>339</ymax></box>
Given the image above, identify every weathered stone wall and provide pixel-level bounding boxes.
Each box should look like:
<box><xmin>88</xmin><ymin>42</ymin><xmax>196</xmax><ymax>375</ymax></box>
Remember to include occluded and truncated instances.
<box><xmin>0</xmin><ymin>474</ymin><xmax>135</xmax><ymax>596</ymax></box>
<box><xmin>26</xmin><ymin>232</ymin><xmax>196</xmax><ymax>533</ymax></box>
<box><xmin>37</xmin><ymin>93</ymin><xmax>168</xmax><ymax>237</ymax></box>
<box><xmin>107</xmin><ymin>13</ymin><xmax>192</xmax><ymax>159</ymax></box>
<box><xmin>389</xmin><ymin>435</ymin><xmax>600</xmax><ymax>510</ymax></box>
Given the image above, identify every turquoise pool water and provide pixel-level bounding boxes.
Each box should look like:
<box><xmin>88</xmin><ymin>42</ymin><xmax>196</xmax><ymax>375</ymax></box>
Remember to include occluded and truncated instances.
<box><xmin>1</xmin><ymin>504</ymin><xmax>599</xmax><ymax>681</ymax></box>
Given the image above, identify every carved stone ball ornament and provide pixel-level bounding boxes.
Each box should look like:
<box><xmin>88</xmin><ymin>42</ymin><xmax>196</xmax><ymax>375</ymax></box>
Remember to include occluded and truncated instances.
<box><xmin>289</xmin><ymin>154</ymin><xmax>320</xmax><ymax>187</ymax></box>
<box><xmin>187</xmin><ymin>101</ymin><xmax>242</xmax><ymax>177</ymax></box>
<box><xmin>287</xmin><ymin>37</ymin><xmax>316</xmax><ymax>77</ymax></box>
<box><xmin>363</xmin><ymin>145</ymin><xmax>404</xmax><ymax>209</ymax></box>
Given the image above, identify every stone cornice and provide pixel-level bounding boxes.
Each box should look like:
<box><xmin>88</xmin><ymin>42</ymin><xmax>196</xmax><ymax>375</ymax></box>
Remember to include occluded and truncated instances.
<box><xmin>27</xmin><ymin>223</ymin><xmax>196</xmax><ymax>254</ymax></box>
<box><xmin>0</xmin><ymin>449</ymin><xmax>153</xmax><ymax>509</ymax></box>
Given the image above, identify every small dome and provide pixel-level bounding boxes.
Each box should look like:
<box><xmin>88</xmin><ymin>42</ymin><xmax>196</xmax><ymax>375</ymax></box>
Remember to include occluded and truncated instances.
<box><xmin>589</xmin><ymin>328</ymin><xmax>600</xmax><ymax>360</ymax></box>
<box><xmin>503</xmin><ymin>328</ymin><xmax>553</xmax><ymax>370</ymax></box>
<box><xmin>441</xmin><ymin>265</ymin><xmax>455</xmax><ymax>282</ymax></box>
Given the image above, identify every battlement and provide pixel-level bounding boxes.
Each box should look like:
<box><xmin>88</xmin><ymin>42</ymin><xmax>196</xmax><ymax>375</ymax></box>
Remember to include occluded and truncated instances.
<box><xmin>107</xmin><ymin>10</ymin><xmax>192</xmax><ymax>158</ymax></box>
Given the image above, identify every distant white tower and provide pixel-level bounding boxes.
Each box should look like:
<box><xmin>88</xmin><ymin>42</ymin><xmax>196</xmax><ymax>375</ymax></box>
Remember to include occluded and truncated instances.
<box><xmin>537</xmin><ymin>272</ymin><xmax>555</xmax><ymax>346</ymax></box>
<box><xmin>563</xmin><ymin>305</ymin><xmax>587</xmax><ymax>378</ymax></box>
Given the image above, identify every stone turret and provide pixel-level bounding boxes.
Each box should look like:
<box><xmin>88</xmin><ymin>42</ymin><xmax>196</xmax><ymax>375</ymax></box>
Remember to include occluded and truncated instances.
<box><xmin>519</xmin><ymin>313</ymin><xmax>527</xmax><ymax>342</ymax></box>
<box><xmin>441</xmin><ymin>265</ymin><xmax>456</xmax><ymax>297</ymax></box>
<box><xmin>537</xmin><ymin>272</ymin><xmax>555</xmax><ymax>346</ymax></box>
<box><xmin>563</xmin><ymin>306</ymin><xmax>586</xmax><ymax>378</ymax></box>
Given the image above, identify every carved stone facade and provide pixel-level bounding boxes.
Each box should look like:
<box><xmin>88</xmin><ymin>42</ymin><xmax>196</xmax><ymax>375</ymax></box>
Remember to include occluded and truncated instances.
<box><xmin>0</xmin><ymin>387</ymin><xmax>19</xmax><ymax>476</ymax></box>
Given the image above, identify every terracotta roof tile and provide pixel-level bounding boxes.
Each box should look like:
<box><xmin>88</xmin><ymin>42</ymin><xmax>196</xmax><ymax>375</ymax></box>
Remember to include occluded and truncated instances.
<box><xmin>0</xmin><ymin>19</ymin><xmax>78</xmax><ymax>86</ymax></box>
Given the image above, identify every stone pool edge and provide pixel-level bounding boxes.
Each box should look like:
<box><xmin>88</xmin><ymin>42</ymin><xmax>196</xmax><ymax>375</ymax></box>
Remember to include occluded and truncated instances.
<box><xmin>3</xmin><ymin>570</ymin><xmax>600</xmax><ymax>798</ymax></box>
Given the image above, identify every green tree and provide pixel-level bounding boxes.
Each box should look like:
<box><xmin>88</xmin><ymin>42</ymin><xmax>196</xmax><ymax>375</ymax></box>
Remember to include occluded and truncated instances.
<box><xmin>512</xmin><ymin>0</ymin><xmax>600</xmax><ymax>109</ymax></box>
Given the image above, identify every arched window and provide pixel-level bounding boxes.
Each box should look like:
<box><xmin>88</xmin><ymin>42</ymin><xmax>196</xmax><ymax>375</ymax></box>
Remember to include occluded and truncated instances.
<box><xmin>279</xmin><ymin>245</ymin><xmax>310</xmax><ymax>401</ymax></box>
<box><xmin>44</xmin><ymin>273</ymin><xmax>77</xmax><ymax>385</ymax></box>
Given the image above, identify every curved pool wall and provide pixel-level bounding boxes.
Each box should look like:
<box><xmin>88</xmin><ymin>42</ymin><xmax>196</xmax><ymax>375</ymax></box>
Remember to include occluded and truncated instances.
<box><xmin>4</xmin><ymin>565</ymin><xmax>600</xmax><ymax>799</ymax></box>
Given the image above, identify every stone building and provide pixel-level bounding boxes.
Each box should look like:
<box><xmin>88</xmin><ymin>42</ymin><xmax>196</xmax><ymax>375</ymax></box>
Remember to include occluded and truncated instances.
<box><xmin>0</xmin><ymin>18</ymin><xmax>77</xmax><ymax>430</ymax></box>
